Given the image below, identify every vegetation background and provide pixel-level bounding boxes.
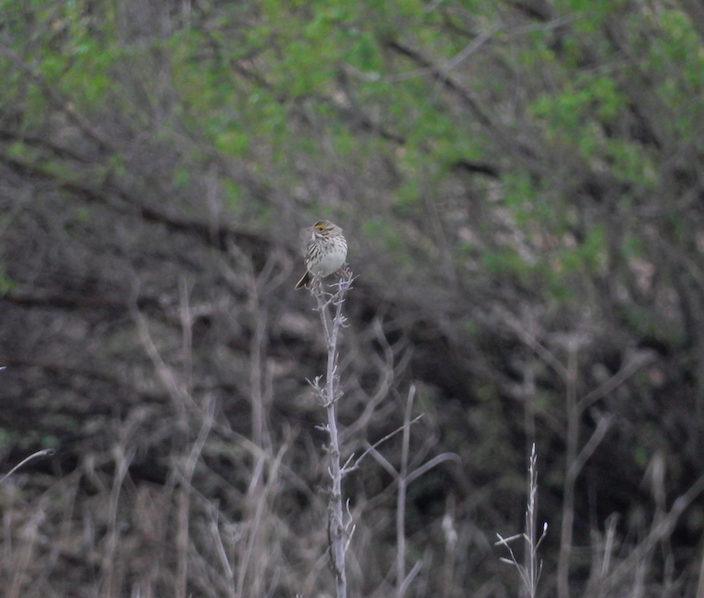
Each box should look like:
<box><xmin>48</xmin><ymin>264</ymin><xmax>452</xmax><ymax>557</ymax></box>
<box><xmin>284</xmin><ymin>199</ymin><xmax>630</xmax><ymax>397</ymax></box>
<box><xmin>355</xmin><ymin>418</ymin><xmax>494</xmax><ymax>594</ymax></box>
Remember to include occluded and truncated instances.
<box><xmin>1</xmin><ymin>0</ymin><xmax>704</xmax><ymax>596</ymax></box>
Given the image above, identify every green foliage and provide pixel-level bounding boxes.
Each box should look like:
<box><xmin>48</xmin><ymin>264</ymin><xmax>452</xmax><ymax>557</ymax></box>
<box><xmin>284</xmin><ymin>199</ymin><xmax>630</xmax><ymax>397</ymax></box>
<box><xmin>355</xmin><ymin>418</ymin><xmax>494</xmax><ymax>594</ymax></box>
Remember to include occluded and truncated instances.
<box><xmin>557</xmin><ymin>225</ymin><xmax>606</xmax><ymax>274</ymax></box>
<box><xmin>222</xmin><ymin>179</ymin><xmax>243</xmax><ymax>211</ymax></box>
<box><xmin>1</xmin><ymin>0</ymin><xmax>693</xmax><ymax>322</ymax></box>
<box><xmin>32</xmin><ymin>1</ymin><xmax>119</xmax><ymax>108</ymax></box>
<box><xmin>482</xmin><ymin>247</ymin><xmax>528</xmax><ymax>278</ymax></box>
<box><xmin>638</xmin><ymin>8</ymin><xmax>704</xmax><ymax>139</ymax></box>
<box><xmin>72</xmin><ymin>207</ymin><xmax>90</xmax><ymax>222</ymax></box>
<box><xmin>530</xmin><ymin>74</ymin><xmax>628</xmax><ymax>151</ymax></box>
<box><xmin>0</xmin><ymin>268</ymin><xmax>17</xmax><ymax>296</ymax></box>
<box><xmin>361</xmin><ymin>216</ymin><xmax>413</xmax><ymax>271</ymax></box>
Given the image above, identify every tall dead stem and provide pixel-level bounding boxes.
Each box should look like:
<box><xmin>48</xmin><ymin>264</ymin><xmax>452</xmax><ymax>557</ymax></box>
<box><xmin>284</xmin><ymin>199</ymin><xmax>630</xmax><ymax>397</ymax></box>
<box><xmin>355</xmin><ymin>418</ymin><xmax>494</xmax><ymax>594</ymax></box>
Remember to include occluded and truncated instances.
<box><xmin>310</xmin><ymin>270</ymin><xmax>354</xmax><ymax>598</ymax></box>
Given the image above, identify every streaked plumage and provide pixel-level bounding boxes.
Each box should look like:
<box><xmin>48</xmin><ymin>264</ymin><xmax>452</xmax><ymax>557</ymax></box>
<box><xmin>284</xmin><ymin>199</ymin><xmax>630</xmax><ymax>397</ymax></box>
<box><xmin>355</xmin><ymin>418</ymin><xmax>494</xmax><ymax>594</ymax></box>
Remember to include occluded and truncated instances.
<box><xmin>295</xmin><ymin>220</ymin><xmax>347</xmax><ymax>290</ymax></box>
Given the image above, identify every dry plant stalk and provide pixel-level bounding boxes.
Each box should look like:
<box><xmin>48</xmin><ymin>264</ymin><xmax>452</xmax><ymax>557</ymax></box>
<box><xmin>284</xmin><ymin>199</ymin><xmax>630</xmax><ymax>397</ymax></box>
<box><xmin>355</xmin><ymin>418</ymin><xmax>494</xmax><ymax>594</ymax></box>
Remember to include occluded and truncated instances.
<box><xmin>309</xmin><ymin>270</ymin><xmax>354</xmax><ymax>598</ymax></box>
<box><xmin>0</xmin><ymin>368</ymin><xmax>56</xmax><ymax>488</ymax></box>
<box><xmin>495</xmin><ymin>443</ymin><xmax>547</xmax><ymax>598</ymax></box>
<box><xmin>501</xmin><ymin>310</ymin><xmax>656</xmax><ymax>598</ymax></box>
<box><xmin>365</xmin><ymin>386</ymin><xmax>460</xmax><ymax>597</ymax></box>
<box><xmin>0</xmin><ymin>448</ymin><xmax>55</xmax><ymax>486</ymax></box>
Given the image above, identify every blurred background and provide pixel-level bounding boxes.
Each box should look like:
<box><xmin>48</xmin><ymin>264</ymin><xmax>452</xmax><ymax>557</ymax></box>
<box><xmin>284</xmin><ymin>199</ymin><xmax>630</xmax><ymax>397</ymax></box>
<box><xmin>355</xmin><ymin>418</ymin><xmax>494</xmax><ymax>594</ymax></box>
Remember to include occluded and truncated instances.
<box><xmin>1</xmin><ymin>0</ymin><xmax>703</xmax><ymax>596</ymax></box>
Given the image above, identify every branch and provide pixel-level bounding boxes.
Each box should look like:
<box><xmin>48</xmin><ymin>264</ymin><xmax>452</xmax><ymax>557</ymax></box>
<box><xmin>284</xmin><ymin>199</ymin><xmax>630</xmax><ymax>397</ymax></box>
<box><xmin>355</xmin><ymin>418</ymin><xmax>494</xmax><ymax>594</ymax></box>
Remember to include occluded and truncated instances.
<box><xmin>310</xmin><ymin>270</ymin><xmax>355</xmax><ymax>598</ymax></box>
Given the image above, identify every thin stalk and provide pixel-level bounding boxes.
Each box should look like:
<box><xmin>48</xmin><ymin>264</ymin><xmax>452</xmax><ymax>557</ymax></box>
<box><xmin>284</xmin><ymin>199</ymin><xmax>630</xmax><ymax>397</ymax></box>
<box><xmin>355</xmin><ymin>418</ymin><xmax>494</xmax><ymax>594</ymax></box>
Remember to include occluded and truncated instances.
<box><xmin>312</xmin><ymin>271</ymin><xmax>354</xmax><ymax>598</ymax></box>
<box><xmin>557</xmin><ymin>342</ymin><xmax>579</xmax><ymax>598</ymax></box>
<box><xmin>396</xmin><ymin>385</ymin><xmax>415</xmax><ymax>598</ymax></box>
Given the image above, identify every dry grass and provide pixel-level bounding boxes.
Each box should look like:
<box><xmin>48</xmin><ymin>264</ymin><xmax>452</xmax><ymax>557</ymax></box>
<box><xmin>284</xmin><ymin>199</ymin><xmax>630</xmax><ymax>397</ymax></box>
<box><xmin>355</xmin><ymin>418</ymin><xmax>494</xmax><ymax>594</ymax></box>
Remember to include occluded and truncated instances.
<box><xmin>1</xmin><ymin>288</ymin><xmax>703</xmax><ymax>597</ymax></box>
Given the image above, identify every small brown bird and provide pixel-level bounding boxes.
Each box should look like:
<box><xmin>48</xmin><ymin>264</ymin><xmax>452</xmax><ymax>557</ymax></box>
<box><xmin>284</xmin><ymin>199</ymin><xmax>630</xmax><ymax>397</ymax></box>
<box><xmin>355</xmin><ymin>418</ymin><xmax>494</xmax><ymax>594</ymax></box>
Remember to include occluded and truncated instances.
<box><xmin>295</xmin><ymin>220</ymin><xmax>348</xmax><ymax>290</ymax></box>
